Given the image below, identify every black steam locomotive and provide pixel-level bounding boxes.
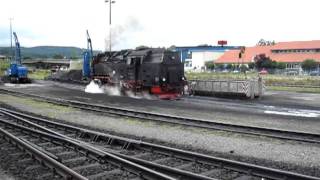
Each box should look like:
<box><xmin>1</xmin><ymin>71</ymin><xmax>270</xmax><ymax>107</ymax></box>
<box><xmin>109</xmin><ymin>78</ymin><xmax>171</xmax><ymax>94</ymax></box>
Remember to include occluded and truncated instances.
<box><xmin>92</xmin><ymin>48</ymin><xmax>186</xmax><ymax>99</ymax></box>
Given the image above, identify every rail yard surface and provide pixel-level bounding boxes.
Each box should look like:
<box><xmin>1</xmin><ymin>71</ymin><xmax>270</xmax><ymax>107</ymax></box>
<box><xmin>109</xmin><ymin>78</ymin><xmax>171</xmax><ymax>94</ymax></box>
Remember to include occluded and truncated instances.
<box><xmin>2</xmin><ymin>0</ymin><xmax>320</xmax><ymax>179</ymax></box>
<box><xmin>0</xmin><ymin>81</ymin><xmax>319</xmax><ymax>179</ymax></box>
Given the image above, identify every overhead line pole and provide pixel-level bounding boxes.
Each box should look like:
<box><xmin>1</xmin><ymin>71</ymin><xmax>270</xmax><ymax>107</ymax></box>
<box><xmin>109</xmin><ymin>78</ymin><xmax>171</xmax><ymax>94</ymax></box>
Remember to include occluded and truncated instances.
<box><xmin>9</xmin><ymin>18</ymin><xmax>14</xmax><ymax>60</ymax></box>
<box><xmin>105</xmin><ymin>0</ymin><xmax>115</xmax><ymax>53</ymax></box>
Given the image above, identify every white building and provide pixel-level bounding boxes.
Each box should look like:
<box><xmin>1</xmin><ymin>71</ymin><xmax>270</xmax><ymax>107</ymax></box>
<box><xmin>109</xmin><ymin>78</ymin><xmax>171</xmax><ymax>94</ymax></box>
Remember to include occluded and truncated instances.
<box><xmin>175</xmin><ymin>45</ymin><xmax>240</xmax><ymax>72</ymax></box>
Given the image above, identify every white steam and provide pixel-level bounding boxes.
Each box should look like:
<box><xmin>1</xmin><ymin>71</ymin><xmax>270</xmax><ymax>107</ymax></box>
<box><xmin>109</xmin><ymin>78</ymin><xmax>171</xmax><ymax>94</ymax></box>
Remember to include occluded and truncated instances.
<box><xmin>84</xmin><ymin>80</ymin><xmax>156</xmax><ymax>99</ymax></box>
<box><xmin>125</xmin><ymin>90</ymin><xmax>142</xmax><ymax>99</ymax></box>
<box><xmin>84</xmin><ymin>80</ymin><xmax>121</xmax><ymax>96</ymax></box>
<box><xmin>85</xmin><ymin>81</ymin><xmax>104</xmax><ymax>94</ymax></box>
<box><xmin>105</xmin><ymin>17</ymin><xmax>143</xmax><ymax>51</ymax></box>
<box><xmin>104</xmin><ymin>85</ymin><xmax>121</xmax><ymax>96</ymax></box>
<box><xmin>124</xmin><ymin>90</ymin><xmax>155</xmax><ymax>100</ymax></box>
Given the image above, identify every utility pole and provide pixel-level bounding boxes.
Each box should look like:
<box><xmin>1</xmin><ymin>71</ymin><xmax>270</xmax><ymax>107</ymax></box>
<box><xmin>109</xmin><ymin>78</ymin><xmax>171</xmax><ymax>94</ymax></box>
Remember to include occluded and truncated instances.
<box><xmin>9</xmin><ymin>17</ymin><xmax>13</xmax><ymax>60</ymax></box>
<box><xmin>105</xmin><ymin>0</ymin><xmax>115</xmax><ymax>53</ymax></box>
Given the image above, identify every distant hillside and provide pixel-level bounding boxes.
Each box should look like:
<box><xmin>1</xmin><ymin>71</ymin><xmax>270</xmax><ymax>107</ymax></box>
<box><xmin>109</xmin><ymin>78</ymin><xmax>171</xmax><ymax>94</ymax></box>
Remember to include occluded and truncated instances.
<box><xmin>0</xmin><ymin>46</ymin><xmax>101</xmax><ymax>59</ymax></box>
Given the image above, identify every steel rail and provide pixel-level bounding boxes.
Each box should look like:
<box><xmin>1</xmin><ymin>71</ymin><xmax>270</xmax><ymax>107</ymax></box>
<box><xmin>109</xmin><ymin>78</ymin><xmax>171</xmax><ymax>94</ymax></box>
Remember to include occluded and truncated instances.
<box><xmin>1</xmin><ymin>108</ymin><xmax>319</xmax><ymax>180</ymax></box>
<box><xmin>1</xmin><ymin>88</ymin><xmax>320</xmax><ymax>144</ymax></box>
<box><xmin>0</xmin><ymin>127</ymin><xmax>88</xmax><ymax>180</ymax></box>
<box><xmin>0</xmin><ymin>109</ymin><xmax>216</xmax><ymax>180</ymax></box>
<box><xmin>0</xmin><ymin>118</ymin><xmax>176</xmax><ymax>180</ymax></box>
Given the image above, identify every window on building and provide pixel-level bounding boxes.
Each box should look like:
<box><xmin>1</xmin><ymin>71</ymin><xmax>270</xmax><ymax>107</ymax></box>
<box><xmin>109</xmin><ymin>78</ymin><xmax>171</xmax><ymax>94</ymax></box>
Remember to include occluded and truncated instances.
<box><xmin>186</xmin><ymin>51</ymin><xmax>192</xmax><ymax>59</ymax></box>
<box><xmin>184</xmin><ymin>60</ymin><xmax>192</xmax><ymax>67</ymax></box>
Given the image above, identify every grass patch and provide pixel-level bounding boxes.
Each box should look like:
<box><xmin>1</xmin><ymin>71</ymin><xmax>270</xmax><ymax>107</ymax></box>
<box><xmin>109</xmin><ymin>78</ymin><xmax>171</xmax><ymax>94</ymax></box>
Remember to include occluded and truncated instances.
<box><xmin>1</xmin><ymin>60</ymin><xmax>50</xmax><ymax>80</ymax></box>
<box><xmin>0</xmin><ymin>94</ymin><xmax>73</xmax><ymax>112</ymax></box>
<box><xmin>267</xmin><ymin>86</ymin><xmax>320</xmax><ymax>94</ymax></box>
<box><xmin>0</xmin><ymin>60</ymin><xmax>10</xmax><ymax>76</ymax></box>
<box><xmin>28</xmin><ymin>69</ymin><xmax>51</xmax><ymax>80</ymax></box>
<box><xmin>186</xmin><ymin>71</ymin><xmax>257</xmax><ymax>80</ymax></box>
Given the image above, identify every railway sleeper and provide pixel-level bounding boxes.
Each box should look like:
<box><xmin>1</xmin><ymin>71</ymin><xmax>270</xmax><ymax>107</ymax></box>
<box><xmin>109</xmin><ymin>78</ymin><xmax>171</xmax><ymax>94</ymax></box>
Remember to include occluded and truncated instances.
<box><xmin>86</xmin><ymin>169</ymin><xmax>122</xmax><ymax>179</ymax></box>
<box><xmin>18</xmin><ymin>157</ymin><xmax>34</xmax><ymax>163</ymax></box>
<box><xmin>72</xmin><ymin>162</ymin><xmax>101</xmax><ymax>171</ymax></box>
<box><xmin>0</xmin><ymin>128</ymin><xmax>87</xmax><ymax>180</ymax></box>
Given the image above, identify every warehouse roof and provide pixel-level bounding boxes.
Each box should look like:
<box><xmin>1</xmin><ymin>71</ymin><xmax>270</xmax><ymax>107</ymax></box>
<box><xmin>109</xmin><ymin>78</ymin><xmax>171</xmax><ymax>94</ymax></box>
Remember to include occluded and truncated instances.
<box><xmin>272</xmin><ymin>40</ymin><xmax>320</xmax><ymax>50</ymax></box>
<box><xmin>216</xmin><ymin>46</ymin><xmax>273</xmax><ymax>63</ymax></box>
<box><xmin>216</xmin><ymin>40</ymin><xmax>320</xmax><ymax>63</ymax></box>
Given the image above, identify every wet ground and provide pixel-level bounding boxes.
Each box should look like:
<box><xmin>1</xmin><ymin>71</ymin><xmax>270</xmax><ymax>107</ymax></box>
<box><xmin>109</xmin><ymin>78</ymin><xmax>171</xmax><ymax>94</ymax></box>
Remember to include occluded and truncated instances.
<box><xmin>1</xmin><ymin>80</ymin><xmax>320</xmax><ymax>134</ymax></box>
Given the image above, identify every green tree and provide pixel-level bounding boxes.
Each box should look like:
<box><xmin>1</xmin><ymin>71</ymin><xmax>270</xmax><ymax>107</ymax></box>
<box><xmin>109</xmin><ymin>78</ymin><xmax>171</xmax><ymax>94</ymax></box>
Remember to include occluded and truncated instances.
<box><xmin>70</xmin><ymin>56</ymin><xmax>79</xmax><ymax>60</ymax></box>
<box><xmin>53</xmin><ymin>54</ymin><xmax>64</xmax><ymax>59</ymax></box>
<box><xmin>23</xmin><ymin>56</ymin><xmax>32</xmax><ymax>60</ymax></box>
<box><xmin>226</xmin><ymin>64</ymin><xmax>233</xmax><ymax>70</ymax></box>
<box><xmin>205</xmin><ymin>61</ymin><xmax>215</xmax><ymax>70</ymax></box>
<box><xmin>301</xmin><ymin>59</ymin><xmax>318</xmax><ymax>72</ymax></box>
<box><xmin>240</xmin><ymin>64</ymin><xmax>248</xmax><ymax>72</ymax></box>
<box><xmin>254</xmin><ymin>54</ymin><xmax>277</xmax><ymax>70</ymax></box>
<box><xmin>216</xmin><ymin>64</ymin><xmax>224</xmax><ymax>70</ymax></box>
<box><xmin>270</xmin><ymin>61</ymin><xmax>277</xmax><ymax>69</ymax></box>
<box><xmin>248</xmin><ymin>62</ymin><xmax>255</xmax><ymax>69</ymax></box>
<box><xmin>136</xmin><ymin>45</ymin><xmax>149</xmax><ymax>50</ymax></box>
<box><xmin>277</xmin><ymin>62</ymin><xmax>286</xmax><ymax>69</ymax></box>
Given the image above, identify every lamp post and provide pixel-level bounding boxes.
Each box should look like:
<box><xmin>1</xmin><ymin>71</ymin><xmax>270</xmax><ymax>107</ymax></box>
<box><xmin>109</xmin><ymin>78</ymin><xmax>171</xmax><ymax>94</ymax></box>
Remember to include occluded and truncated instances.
<box><xmin>9</xmin><ymin>17</ymin><xmax>13</xmax><ymax>60</ymax></box>
<box><xmin>105</xmin><ymin>0</ymin><xmax>115</xmax><ymax>53</ymax></box>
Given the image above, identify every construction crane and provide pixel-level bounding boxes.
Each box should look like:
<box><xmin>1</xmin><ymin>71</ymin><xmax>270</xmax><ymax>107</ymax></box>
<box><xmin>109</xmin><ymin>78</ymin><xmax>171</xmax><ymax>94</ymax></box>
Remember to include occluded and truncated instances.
<box><xmin>5</xmin><ymin>32</ymin><xmax>30</xmax><ymax>83</ymax></box>
<box><xmin>82</xmin><ymin>30</ymin><xmax>93</xmax><ymax>79</ymax></box>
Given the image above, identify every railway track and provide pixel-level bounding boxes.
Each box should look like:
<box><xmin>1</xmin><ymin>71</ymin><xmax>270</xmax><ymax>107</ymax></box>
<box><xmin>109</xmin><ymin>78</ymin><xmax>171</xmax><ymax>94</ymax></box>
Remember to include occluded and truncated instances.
<box><xmin>0</xmin><ymin>112</ymin><xmax>176</xmax><ymax>180</ymax></box>
<box><xmin>0</xmin><ymin>107</ymin><xmax>319</xmax><ymax>180</ymax></box>
<box><xmin>1</xmin><ymin>88</ymin><xmax>320</xmax><ymax>145</ymax></box>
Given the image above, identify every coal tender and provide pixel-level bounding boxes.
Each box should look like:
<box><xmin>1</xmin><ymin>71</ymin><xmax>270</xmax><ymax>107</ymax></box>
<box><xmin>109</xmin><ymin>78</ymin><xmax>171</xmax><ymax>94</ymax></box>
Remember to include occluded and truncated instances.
<box><xmin>92</xmin><ymin>48</ymin><xmax>187</xmax><ymax>99</ymax></box>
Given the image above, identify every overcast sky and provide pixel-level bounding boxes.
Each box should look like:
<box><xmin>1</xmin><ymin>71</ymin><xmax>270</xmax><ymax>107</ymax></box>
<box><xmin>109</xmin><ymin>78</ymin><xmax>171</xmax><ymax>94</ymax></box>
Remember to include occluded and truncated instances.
<box><xmin>1</xmin><ymin>0</ymin><xmax>320</xmax><ymax>50</ymax></box>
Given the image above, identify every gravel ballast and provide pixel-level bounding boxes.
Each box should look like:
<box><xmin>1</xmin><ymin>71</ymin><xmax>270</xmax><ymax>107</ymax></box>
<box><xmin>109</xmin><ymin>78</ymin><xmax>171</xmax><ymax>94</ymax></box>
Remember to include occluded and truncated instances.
<box><xmin>0</xmin><ymin>169</ymin><xmax>15</xmax><ymax>180</ymax></box>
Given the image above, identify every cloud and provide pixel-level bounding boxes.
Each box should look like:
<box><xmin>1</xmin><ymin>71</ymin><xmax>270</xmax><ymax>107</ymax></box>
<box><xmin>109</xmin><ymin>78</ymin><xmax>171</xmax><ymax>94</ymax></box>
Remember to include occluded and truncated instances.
<box><xmin>0</xmin><ymin>29</ymin><xmax>10</xmax><ymax>46</ymax></box>
<box><xmin>0</xmin><ymin>25</ymin><xmax>40</xmax><ymax>47</ymax></box>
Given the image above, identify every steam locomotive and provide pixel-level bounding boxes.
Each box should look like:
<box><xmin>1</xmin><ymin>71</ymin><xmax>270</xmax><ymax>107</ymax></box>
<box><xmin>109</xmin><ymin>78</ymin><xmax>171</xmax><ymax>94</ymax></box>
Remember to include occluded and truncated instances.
<box><xmin>91</xmin><ymin>48</ymin><xmax>186</xmax><ymax>99</ymax></box>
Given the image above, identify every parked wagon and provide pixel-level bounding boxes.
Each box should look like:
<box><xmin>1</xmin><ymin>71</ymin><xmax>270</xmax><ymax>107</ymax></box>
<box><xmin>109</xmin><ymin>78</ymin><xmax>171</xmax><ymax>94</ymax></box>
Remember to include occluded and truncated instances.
<box><xmin>189</xmin><ymin>78</ymin><xmax>265</xmax><ymax>99</ymax></box>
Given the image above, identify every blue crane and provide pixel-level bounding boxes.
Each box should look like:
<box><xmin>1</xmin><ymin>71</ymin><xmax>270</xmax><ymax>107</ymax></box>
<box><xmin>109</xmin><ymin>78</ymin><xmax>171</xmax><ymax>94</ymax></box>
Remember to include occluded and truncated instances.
<box><xmin>6</xmin><ymin>32</ymin><xmax>30</xmax><ymax>83</ymax></box>
<box><xmin>82</xmin><ymin>30</ymin><xmax>93</xmax><ymax>79</ymax></box>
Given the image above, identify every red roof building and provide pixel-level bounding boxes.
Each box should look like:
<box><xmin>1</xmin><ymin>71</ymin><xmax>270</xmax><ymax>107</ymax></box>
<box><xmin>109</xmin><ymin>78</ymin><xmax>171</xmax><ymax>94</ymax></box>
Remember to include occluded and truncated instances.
<box><xmin>216</xmin><ymin>40</ymin><xmax>320</xmax><ymax>68</ymax></box>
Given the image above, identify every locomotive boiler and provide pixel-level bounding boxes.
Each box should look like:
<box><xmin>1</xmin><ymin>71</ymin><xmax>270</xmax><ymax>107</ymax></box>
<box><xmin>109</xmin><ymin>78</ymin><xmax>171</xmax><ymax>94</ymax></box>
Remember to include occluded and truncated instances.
<box><xmin>91</xmin><ymin>48</ymin><xmax>186</xmax><ymax>99</ymax></box>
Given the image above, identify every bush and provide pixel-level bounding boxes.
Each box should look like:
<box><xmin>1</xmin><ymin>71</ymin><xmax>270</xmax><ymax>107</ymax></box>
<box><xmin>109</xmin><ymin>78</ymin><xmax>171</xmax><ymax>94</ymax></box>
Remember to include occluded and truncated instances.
<box><xmin>215</xmin><ymin>64</ymin><xmax>224</xmax><ymax>70</ymax></box>
<box><xmin>226</xmin><ymin>64</ymin><xmax>234</xmax><ymax>70</ymax></box>
<box><xmin>301</xmin><ymin>59</ymin><xmax>318</xmax><ymax>72</ymax></box>
<box><xmin>240</xmin><ymin>64</ymin><xmax>248</xmax><ymax>72</ymax></box>
<box><xmin>254</xmin><ymin>54</ymin><xmax>277</xmax><ymax>70</ymax></box>
<box><xmin>53</xmin><ymin>54</ymin><xmax>64</xmax><ymax>59</ymax></box>
<box><xmin>0</xmin><ymin>60</ymin><xmax>10</xmax><ymax>76</ymax></box>
<box><xmin>248</xmin><ymin>62</ymin><xmax>255</xmax><ymax>69</ymax></box>
<box><xmin>277</xmin><ymin>62</ymin><xmax>286</xmax><ymax>69</ymax></box>
<box><xmin>205</xmin><ymin>61</ymin><xmax>215</xmax><ymax>70</ymax></box>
